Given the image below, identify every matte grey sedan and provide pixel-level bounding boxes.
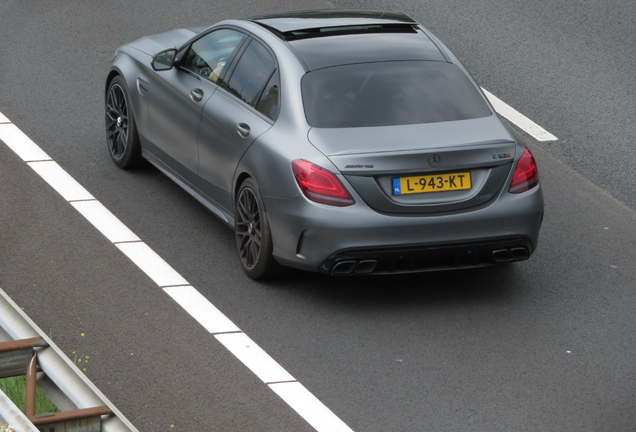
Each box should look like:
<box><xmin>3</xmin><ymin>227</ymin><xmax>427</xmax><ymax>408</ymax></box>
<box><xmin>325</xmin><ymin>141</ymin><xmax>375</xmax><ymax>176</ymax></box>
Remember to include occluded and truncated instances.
<box><xmin>105</xmin><ymin>9</ymin><xmax>544</xmax><ymax>279</ymax></box>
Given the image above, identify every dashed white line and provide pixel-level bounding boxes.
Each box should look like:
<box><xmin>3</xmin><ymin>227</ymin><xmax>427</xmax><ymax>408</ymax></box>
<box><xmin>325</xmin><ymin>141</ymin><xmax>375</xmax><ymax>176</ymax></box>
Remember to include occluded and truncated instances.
<box><xmin>270</xmin><ymin>382</ymin><xmax>355</xmax><ymax>432</ymax></box>
<box><xmin>0</xmin><ymin>112</ymin><xmax>354</xmax><ymax>432</ymax></box>
<box><xmin>163</xmin><ymin>286</ymin><xmax>240</xmax><ymax>334</ymax></box>
<box><xmin>70</xmin><ymin>200</ymin><xmax>141</xmax><ymax>243</ymax></box>
<box><xmin>482</xmin><ymin>88</ymin><xmax>558</xmax><ymax>142</ymax></box>
<box><xmin>215</xmin><ymin>333</ymin><xmax>296</xmax><ymax>384</ymax></box>
<box><xmin>115</xmin><ymin>242</ymin><xmax>189</xmax><ymax>287</ymax></box>
<box><xmin>28</xmin><ymin>161</ymin><xmax>95</xmax><ymax>201</ymax></box>
<box><xmin>0</xmin><ymin>123</ymin><xmax>51</xmax><ymax>161</ymax></box>
<box><xmin>0</xmin><ymin>91</ymin><xmax>557</xmax><ymax>432</ymax></box>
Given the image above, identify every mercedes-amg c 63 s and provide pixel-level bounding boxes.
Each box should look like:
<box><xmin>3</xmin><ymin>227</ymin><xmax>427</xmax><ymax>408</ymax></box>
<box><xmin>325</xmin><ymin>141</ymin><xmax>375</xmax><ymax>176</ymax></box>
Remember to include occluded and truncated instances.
<box><xmin>105</xmin><ymin>10</ymin><xmax>544</xmax><ymax>279</ymax></box>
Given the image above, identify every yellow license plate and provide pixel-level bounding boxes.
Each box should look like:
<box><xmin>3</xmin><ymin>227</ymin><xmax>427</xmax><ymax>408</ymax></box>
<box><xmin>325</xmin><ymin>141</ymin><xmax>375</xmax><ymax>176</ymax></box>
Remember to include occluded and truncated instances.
<box><xmin>392</xmin><ymin>172</ymin><xmax>472</xmax><ymax>195</ymax></box>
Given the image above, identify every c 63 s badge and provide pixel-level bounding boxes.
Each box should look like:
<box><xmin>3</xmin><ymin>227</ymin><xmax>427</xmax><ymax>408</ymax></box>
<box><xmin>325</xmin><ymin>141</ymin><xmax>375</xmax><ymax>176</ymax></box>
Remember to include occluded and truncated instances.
<box><xmin>493</xmin><ymin>153</ymin><xmax>512</xmax><ymax>159</ymax></box>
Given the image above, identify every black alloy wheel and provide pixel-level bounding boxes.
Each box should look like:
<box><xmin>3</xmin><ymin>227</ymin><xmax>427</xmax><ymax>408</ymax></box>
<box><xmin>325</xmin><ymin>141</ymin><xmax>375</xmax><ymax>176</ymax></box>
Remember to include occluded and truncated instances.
<box><xmin>235</xmin><ymin>178</ymin><xmax>279</xmax><ymax>280</ymax></box>
<box><xmin>105</xmin><ymin>76</ymin><xmax>142</xmax><ymax>168</ymax></box>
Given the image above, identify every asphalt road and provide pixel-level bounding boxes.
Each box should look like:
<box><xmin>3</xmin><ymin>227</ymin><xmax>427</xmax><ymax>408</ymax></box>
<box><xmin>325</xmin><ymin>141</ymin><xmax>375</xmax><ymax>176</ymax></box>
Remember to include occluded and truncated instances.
<box><xmin>1</xmin><ymin>1</ymin><xmax>636</xmax><ymax>431</ymax></box>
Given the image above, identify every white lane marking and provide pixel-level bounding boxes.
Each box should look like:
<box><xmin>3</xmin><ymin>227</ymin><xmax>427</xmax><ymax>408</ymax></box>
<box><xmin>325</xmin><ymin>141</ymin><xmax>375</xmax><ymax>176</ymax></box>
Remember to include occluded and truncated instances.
<box><xmin>1</xmin><ymin>110</ymin><xmax>355</xmax><ymax>432</ymax></box>
<box><xmin>27</xmin><ymin>161</ymin><xmax>95</xmax><ymax>202</ymax></box>
<box><xmin>482</xmin><ymin>88</ymin><xmax>558</xmax><ymax>142</ymax></box>
<box><xmin>270</xmin><ymin>382</ymin><xmax>354</xmax><ymax>432</ymax></box>
<box><xmin>1</xmin><ymin>93</ymin><xmax>559</xmax><ymax>431</ymax></box>
<box><xmin>115</xmin><ymin>242</ymin><xmax>189</xmax><ymax>287</ymax></box>
<box><xmin>0</xmin><ymin>123</ymin><xmax>51</xmax><ymax>161</ymax></box>
<box><xmin>215</xmin><ymin>333</ymin><xmax>296</xmax><ymax>384</ymax></box>
<box><xmin>163</xmin><ymin>286</ymin><xmax>240</xmax><ymax>334</ymax></box>
<box><xmin>71</xmin><ymin>201</ymin><xmax>141</xmax><ymax>243</ymax></box>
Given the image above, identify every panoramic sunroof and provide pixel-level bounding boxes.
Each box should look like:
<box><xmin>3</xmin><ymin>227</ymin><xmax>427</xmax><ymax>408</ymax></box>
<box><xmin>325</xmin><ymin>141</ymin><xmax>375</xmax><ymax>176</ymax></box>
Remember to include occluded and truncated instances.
<box><xmin>279</xmin><ymin>23</ymin><xmax>418</xmax><ymax>41</ymax></box>
<box><xmin>249</xmin><ymin>10</ymin><xmax>419</xmax><ymax>41</ymax></box>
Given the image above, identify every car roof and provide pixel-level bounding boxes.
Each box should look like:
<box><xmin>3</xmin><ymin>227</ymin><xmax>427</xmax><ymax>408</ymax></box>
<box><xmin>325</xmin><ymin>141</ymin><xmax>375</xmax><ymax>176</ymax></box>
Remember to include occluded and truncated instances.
<box><xmin>247</xmin><ymin>9</ymin><xmax>447</xmax><ymax>70</ymax></box>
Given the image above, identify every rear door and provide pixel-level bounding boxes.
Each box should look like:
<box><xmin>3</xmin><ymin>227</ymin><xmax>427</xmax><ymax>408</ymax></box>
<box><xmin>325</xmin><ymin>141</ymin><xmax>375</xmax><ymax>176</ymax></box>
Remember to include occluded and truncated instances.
<box><xmin>198</xmin><ymin>37</ymin><xmax>280</xmax><ymax>212</ymax></box>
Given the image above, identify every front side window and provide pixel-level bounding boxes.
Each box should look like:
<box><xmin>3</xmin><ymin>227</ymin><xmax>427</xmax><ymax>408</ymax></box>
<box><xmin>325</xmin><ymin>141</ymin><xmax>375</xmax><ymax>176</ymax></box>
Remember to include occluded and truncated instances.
<box><xmin>181</xmin><ymin>29</ymin><xmax>246</xmax><ymax>83</ymax></box>
<box><xmin>302</xmin><ymin>61</ymin><xmax>492</xmax><ymax>128</ymax></box>
<box><xmin>225</xmin><ymin>40</ymin><xmax>278</xmax><ymax>118</ymax></box>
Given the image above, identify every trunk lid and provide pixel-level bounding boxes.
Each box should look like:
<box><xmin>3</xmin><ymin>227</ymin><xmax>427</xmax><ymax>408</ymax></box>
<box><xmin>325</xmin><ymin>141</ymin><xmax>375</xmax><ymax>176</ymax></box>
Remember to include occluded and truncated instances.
<box><xmin>307</xmin><ymin>116</ymin><xmax>519</xmax><ymax>214</ymax></box>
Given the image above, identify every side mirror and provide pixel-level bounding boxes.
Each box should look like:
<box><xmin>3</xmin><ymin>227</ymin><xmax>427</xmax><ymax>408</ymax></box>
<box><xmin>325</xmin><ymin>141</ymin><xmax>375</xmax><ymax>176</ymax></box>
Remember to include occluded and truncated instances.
<box><xmin>152</xmin><ymin>48</ymin><xmax>177</xmax><ymax>71</ymax></box>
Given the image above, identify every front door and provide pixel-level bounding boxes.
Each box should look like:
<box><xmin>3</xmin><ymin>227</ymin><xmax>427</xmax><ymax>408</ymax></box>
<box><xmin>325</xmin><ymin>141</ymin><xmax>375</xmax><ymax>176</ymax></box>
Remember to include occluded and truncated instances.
<box><xmin>148</xmin><ymin>28</ymin><xmax>247</xmax><ymax>185</ymax></box>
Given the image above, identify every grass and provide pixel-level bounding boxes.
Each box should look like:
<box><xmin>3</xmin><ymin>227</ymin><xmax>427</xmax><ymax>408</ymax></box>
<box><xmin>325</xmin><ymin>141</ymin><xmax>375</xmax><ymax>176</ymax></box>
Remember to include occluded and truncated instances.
<box><xmin>0</xmin><ymin>375</ymin><xmax>60</xmax><ymax>415</ymax></box>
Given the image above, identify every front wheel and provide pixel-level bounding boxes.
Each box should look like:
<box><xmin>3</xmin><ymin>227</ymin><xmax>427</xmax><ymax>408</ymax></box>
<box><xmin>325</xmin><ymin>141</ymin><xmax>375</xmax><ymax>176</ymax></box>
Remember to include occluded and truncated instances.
<box><xmin>235</xmin><ymin>178</ymin><xmax>279</xmax><ymax>280</ymax></box>
<box><xmin>105</xmin><ymin>76</ymin><xmax>142</xmax><ymax>168</ymax></box>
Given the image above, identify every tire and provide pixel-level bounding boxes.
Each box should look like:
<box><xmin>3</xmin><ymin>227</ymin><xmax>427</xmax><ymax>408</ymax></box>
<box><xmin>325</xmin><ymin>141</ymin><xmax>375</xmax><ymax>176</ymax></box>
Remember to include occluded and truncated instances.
<box><xmin>235</xmin><ymin>178</ymin><xmax>280</xmax><ymax>280</ymax></box>
<box><xmin>105</xmin><ymin>76</ymin><xmax>142</xmax><ymax>169</ymax></box>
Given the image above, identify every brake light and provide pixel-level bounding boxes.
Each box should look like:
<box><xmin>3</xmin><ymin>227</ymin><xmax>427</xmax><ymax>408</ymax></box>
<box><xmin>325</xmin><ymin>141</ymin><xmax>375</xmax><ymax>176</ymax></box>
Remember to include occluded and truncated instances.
<box><xmin>292</xmin><ymin>159</ymin><xmax>355</xmax><ymax>206</ymax></box>
<box><xmin>509</xmin><ymin>148</ymin><xmax>539</xmax><ymax>194</ymax></box>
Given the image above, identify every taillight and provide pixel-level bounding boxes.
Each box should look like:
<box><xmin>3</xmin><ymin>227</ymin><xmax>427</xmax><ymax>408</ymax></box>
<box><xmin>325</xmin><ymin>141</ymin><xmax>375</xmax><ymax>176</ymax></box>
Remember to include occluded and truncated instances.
<box><xmin>292</xmin><ymin>159</ymin><xmax>355</xmax><ymax>207</ymax></box>
<box><xmin>509</xmin><ymin>147</ymin><xmax>539</xmax><ymax>194</ymax></box>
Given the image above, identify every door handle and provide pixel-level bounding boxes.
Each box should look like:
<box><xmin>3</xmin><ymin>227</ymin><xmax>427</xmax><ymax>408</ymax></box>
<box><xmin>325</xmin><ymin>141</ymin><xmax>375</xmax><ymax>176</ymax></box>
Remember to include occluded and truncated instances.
<box><xmin>190</xmin><ymin>88</ymin><xmax>204</xmax><ymax>102</ymax></box>
<box><xmin>237</xmin><ymin>123</ymin><xmax>250</xmax><ymax>138</ymax></box>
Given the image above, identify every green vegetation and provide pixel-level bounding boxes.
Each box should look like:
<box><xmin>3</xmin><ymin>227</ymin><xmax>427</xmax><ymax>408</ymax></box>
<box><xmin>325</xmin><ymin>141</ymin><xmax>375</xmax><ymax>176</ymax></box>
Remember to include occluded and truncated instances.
<box><xmin>72</xmin><ymin>332</ymin><xmax>90</xmax><ymax>374</ymax></box>
<box><xmin>0</xmin><ymin>375</ymin><xmax>60</xmax><ymax>415</ymax></box>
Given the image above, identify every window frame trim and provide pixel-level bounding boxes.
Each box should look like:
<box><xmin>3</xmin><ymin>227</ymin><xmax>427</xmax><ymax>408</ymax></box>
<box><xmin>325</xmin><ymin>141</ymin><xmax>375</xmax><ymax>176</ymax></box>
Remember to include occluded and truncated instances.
<box><xmin>218</xmin><ymin>35</ymin><xmax>281</xmax><ymax>124</ymax></box>
<box><xmin>174</xmin><ymin>26</ymin><xmax>251</xmax><ymax>88</ymax></box>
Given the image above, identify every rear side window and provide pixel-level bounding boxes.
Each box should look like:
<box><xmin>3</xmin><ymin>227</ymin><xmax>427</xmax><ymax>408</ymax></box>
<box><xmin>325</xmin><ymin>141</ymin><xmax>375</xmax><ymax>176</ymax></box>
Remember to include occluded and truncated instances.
<box><xmin>255</xmin><ymin>69</ymin><xmax>280</xmax><ymax>121</ymax></box>
<box><xmin>302</xmin><ymin>61</ymin><xmax>492</xmax><ymax>128</ymax></box>
<box><xmin>225</xmin><ymin>40</ymin><xmax>279</xmax><ymax>120</ymax></box>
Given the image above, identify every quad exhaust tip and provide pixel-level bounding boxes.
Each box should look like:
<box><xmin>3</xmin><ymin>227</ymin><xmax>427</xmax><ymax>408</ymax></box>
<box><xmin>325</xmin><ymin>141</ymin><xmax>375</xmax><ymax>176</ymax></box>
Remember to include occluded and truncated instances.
<box><xmin>492</xmin><ymin>247</ymin><xmax>529</xmax><ymax>263</ymax></box>
<box><xmin>332</xmin><ymin>260</ymin><xmax>378</xmax><ymax>275</ymax></box>
<box><xmin>331</xmin><ymin>246</ymin><xmax>530</xmax><ymax>274</ymax></box>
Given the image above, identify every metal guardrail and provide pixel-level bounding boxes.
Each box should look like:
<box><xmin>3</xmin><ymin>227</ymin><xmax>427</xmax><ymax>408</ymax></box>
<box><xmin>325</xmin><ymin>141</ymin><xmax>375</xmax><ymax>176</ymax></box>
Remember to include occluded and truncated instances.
<box><xmin>0</xmin><ymin>288</ymin><xmax>139</xmax><ymax>432</ymax></box>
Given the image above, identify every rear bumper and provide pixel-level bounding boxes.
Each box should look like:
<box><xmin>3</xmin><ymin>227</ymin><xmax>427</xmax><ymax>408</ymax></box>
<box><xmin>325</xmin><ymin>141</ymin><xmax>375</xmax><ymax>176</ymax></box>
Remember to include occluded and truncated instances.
<box><xmin>264</xmin><ymin>183</ymin><xmax>543</xmax><ymax>273</ymax></box>
<box><xmin>319</xmin><ymin>236</ymin><xmax>532</xmax><ymax>275</ymax></box>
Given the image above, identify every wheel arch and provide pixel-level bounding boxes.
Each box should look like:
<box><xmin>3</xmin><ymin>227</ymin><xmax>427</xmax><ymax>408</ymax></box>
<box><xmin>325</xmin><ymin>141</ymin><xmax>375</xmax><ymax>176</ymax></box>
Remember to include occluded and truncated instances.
<box><xmin>234</xmin><ymin>171</ymin><xmax>253</xmax><ymax>204</ymax></box>
<box><xmin>105</xmin><ymin>69</ymin><xmax>121</xmax><ymax>96</ymax></box>
<box><xmin>104</xmin><ymin>67</ymin><xmax>146</xmax><ymax>169</ymax></box>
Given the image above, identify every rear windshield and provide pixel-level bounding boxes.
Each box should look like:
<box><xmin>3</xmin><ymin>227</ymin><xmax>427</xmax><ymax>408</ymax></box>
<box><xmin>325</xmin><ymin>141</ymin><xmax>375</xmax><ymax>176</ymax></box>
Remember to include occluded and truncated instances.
<box><xmin>301</xmin><ymin>61</ymin><xmax>492</xmax><ymax>128</ymax></box>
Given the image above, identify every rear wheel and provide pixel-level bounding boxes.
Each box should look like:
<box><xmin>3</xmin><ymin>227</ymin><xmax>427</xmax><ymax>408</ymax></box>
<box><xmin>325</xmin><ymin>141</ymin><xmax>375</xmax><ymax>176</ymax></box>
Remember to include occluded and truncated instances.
<box><xmin>235</xmin><ymin>178</ymin><xmax>279</xmax><ymax>280</ymax></box>
<box><xmin>105</xmin><ymin>76</ymin><xmax>142</xmax><ymax>168</ymax></box>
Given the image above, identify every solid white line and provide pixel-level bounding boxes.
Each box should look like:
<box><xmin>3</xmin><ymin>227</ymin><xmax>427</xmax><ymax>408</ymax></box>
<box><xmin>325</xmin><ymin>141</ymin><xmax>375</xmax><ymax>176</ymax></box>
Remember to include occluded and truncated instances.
<box><xmin>270</xmin><ymin>382</ymin><xmax>355</xmax><ymax>432</ymax></box>
<box><xmin>0</xmin><ymin>112</ymin><xmax>10</xmax><ymax>123</ymax></box>
<box><xmin>0</xmin><ymin>123</ymin><xmax>52</xmax><ymax>161</ymax></box>
<box><xmin>27</xmin><ymin>161</ymin><xmax>95</xmax><ymax>202</ymax></box>
<box><xmin>71</xmin><ymin>200</ymin><xmax>141</xmax><ymax>243</ymax></box>
<box><xmin>115</xmin><ymin>242</ymin><xmax>189</xmax><ymax>287</ymax></box>
<box><xmin>163</xmin><ymin>286</ymin><xmax>241</xmax><ymax>334</ymax></box>
<box><xmin>215</xmin><ymin>333</ymin><xmax>296</xmax><ymax>384</ymax></box>
<box><xmin>482</xmin><ymin>88</ymin><xmax>558</xmax><ymax>142</ymax></box>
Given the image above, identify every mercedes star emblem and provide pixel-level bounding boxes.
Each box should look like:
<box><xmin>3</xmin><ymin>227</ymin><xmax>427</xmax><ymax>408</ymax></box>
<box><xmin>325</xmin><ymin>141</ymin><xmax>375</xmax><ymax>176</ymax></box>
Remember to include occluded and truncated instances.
<box><xmin>428</xmin><ymin>154</ymin><xmax>441</xmax><ymax>167</ymax></box>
